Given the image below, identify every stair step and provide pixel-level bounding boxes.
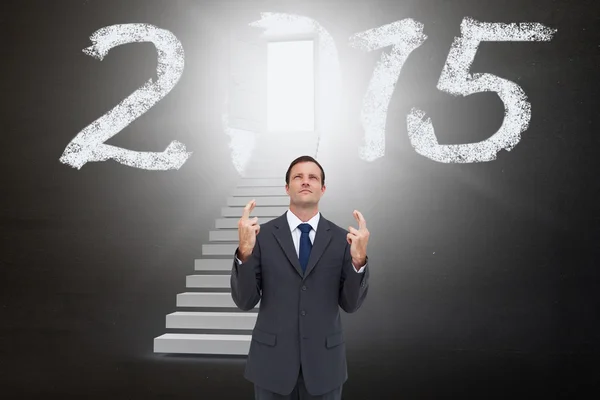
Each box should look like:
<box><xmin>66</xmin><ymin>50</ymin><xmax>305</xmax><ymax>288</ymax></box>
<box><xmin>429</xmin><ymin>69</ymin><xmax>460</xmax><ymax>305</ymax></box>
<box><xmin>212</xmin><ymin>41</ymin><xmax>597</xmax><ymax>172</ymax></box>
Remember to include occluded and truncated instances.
<box><xmin>216</xmin><ymin>217</ymin><xmax>274</xmax><ymax>229</ymax></box>
<box><xmin>243</xmin><ymin>167</ymin><xmax>287</xmax><ymax>175</ymax></box>
<box><xmin>243</xmin><ymin>171</ymin><xmax>281</xmax><ymax>178</ymax></box>
<box><xmin>154</xmin><ymin>333</ymin><xmax>251</xmax><ymax>355</ymax></box>
<box><xmin>227</xmin><ymin>196</ymin><xmax>289</xmax><ymax>207</ymax></box>
<box><xmin>209</xmin><ymin>231</ymin><xmax>239</xmax><ymax>242</ymax></box>
<box><xmin>176</xmin><ymin>292</ymin><xmax>261</xmax><ymax>308</ymax></box>
<box><xmin>195</xmin><ymin>259</ymin><xmax>233</xmax><ymax>271</ymax></box>
<box><xmin>166</xmin><ymin>312</ymin><xmax>257</xmax><ymax>330</ymax></box>
<box><xmin>232</xmin><ymin>187</ymin><xmax>286</xmax><ymax>196</ymax></box>
<box><xmin>222</xmin><ymin>206</ymin><xmax>287</xmax><ymax>217</ymax></box>
<box><xmin>202</xmin><ymin>243</ymin><xmax>238</xmax><ymax>256</ymax></box>
<box><xmin>186</xmin><ymin>275</ymin><xmax>230</xmax><ymax>288</ymax></box>
<box><xmin>237</xmin><ymin>178</ymin><xmax>283</xmax><ymax>187</ymax></box>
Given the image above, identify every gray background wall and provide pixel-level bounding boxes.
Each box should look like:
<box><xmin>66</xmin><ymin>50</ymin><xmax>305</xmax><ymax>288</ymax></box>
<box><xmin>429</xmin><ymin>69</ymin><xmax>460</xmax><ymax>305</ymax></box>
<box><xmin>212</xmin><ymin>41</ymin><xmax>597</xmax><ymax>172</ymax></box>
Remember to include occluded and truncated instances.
<box><xmin>1</xmin><ymin>0</ymin><xmax>598</xmax><ymax>398</ymax></box>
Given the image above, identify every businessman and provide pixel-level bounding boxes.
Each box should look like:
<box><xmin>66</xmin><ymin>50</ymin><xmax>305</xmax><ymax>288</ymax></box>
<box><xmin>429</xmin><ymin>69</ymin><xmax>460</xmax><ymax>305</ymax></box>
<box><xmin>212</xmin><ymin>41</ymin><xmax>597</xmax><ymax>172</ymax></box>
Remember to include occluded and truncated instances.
<box><xmin>231</xmin><ymin>155</ymin><xmax>370</xmax><ymax>399</ymax></box>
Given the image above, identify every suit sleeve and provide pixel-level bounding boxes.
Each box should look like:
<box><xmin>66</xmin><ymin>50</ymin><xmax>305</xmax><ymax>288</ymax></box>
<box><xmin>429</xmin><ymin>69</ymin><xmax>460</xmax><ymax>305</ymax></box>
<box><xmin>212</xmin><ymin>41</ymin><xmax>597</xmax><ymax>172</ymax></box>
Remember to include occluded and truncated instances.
<box><xmin>338</xmin><ymin>241</ymin><xmax>369</xmax><ymax>313</ymax></box>
<box><xmin>230</xmin><ymin>237</ymin><xmax>262</xmax><ymax>311</ymax></box>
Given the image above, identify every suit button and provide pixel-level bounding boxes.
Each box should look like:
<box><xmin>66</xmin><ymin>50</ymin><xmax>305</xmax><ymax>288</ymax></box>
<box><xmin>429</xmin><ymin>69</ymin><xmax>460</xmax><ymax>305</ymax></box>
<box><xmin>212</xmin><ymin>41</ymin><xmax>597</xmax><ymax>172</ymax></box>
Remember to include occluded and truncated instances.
<box><xmin>300</xmin><ymin>310</ymin><xmax>306</xmax><ymax>316</ymax></box>
<box><xmin>301</xmin><ymin>286</ymin><xmax>307</xmax><ymax>291</ymax></box>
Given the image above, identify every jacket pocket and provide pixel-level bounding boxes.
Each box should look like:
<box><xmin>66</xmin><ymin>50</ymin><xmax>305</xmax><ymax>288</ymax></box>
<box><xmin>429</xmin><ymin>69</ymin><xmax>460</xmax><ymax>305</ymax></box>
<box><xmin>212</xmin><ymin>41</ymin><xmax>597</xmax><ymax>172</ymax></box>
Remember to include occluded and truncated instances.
<box><xmin>326</xmin><ymin>331</ymin><xmax>345</xmax><ymax>348</ymax></box>
<box><xmin>252</xmin><ymin>328</ymin><xmax>277</xmax><ymax>346</ymax></box>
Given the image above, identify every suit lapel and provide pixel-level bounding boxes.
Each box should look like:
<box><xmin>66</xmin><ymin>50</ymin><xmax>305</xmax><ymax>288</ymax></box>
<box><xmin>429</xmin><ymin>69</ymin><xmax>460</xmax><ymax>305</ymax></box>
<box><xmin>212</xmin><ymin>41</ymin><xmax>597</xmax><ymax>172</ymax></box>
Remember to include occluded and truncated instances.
<box><xmin>272</xmin><ymin>212</ymin><xmax>333</xmax><ymax>279</ymax></box>
<box><xmin>304</xmin><ymin>216</ymin><xmax>332</xmax><ymax>278</ymax></box>
<box><xmin>273</xmin><ymin>214</ymin><xmax>303</xmax><ymax>277</ymax></box>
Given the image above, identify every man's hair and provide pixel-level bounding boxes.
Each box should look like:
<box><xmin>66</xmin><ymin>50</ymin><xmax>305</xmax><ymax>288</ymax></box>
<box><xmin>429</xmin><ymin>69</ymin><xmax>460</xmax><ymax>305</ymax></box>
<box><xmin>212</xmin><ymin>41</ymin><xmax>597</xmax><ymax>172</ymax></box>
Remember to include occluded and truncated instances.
<box><xmin>285</xmin><ymin>155</ymin><xmax>326</xmax><ymax>186</ymax></box>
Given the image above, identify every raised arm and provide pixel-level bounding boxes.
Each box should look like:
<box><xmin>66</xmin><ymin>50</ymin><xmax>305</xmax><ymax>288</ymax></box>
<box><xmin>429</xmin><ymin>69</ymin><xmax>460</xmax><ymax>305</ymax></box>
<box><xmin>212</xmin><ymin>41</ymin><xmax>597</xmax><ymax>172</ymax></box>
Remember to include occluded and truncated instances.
<box><xmin>230</xmin><ymin>199</ymin><xmax>262</xmax><ymax>311</ymax></box>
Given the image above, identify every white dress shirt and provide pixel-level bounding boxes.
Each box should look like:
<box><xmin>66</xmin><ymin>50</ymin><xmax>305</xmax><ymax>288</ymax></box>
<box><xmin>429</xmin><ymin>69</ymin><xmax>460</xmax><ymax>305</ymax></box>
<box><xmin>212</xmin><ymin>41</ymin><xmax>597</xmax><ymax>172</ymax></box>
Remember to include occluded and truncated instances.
<box><xmin>236</xmin><ymin>209</ymin><xmax>366</xmax><ymax>273</ymax></box>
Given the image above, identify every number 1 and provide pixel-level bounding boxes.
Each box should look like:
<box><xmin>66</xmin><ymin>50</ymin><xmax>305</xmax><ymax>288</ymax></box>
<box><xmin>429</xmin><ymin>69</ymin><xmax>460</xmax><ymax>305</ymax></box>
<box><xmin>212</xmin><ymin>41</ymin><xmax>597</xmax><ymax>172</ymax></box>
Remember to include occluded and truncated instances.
<box><xmin>350</xmin><ymin>19</ymin><xmax>427</xmax><ymax>162</ymax></box>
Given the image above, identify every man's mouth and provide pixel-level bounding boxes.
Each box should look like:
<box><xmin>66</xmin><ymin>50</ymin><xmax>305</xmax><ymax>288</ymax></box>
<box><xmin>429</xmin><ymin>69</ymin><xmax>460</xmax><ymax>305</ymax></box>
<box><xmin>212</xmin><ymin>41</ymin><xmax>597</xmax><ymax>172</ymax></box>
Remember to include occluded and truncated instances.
<box><xmin>300</xmin><ymin>190</ymin><xmax>311</xmax><ymax>193</ymax></box>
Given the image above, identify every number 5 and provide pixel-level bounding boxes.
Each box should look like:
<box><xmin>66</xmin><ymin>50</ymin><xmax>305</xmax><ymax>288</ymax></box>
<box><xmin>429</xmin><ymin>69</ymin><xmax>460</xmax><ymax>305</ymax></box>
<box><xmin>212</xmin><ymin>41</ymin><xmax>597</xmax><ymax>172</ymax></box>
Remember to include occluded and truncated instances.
<box><xmin>407</xmin><ymin>17</ymin><xmax>557</xmax><ymax>163</ymax></box>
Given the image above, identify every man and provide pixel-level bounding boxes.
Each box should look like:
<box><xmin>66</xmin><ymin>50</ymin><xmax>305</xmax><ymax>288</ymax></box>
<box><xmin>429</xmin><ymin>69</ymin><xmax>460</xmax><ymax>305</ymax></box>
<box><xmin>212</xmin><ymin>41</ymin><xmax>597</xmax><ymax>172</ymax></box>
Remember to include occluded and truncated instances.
<box><xmin>230</xmin><ymin>155</ymin><xmax>370</xmax><ymax>400</ymax></box>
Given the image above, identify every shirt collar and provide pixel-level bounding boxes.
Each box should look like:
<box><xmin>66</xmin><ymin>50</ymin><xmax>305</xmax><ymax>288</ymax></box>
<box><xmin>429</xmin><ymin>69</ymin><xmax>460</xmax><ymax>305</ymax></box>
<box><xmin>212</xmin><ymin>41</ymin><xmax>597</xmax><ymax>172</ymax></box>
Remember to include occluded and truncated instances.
<box><xmin>287</xmin><ymin>209</ymin><xmax>320</xmax><ymax>233</ymax></box>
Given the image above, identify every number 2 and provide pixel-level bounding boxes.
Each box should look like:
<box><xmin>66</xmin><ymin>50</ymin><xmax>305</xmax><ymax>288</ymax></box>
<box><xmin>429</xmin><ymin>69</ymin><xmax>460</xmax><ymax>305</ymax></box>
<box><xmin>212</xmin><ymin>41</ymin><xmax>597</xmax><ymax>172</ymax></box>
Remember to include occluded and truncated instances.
<box><xmin>59</xmin><ymin>23</ymin><xmax>191</xmax><ymax>170</ymax></box>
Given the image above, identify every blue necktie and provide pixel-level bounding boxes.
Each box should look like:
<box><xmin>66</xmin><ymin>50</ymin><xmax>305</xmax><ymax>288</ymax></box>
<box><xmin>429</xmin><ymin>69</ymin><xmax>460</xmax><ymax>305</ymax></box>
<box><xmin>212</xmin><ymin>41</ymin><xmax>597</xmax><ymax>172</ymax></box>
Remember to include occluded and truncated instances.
<box><xmin>298</xmin><ymin>223</ymin><xmax>312</xmax><ymax>273</ymax></box>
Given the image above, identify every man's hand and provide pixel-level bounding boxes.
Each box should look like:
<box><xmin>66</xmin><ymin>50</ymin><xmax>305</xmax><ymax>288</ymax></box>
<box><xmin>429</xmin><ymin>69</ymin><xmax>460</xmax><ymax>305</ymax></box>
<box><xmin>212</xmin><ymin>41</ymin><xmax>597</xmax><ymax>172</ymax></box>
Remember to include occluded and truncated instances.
<box><xmin>347</xmin><ymin>210</ymin><xmax>369</xmax><ymax>269</ymax></box>
<box><xmin>237</xmin><ymin>199</ymin><xmax>260</xmax><ymax>262</ymax></box>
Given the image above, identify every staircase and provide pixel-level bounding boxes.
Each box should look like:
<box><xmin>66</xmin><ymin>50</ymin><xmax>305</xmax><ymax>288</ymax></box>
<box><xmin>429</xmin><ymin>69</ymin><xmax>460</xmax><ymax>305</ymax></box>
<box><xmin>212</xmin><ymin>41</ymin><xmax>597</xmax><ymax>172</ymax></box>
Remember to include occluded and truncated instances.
<box><xmin>153</xmin><ymin>176</ymin><xmax>290</xmax><ymax>356</ymax></box>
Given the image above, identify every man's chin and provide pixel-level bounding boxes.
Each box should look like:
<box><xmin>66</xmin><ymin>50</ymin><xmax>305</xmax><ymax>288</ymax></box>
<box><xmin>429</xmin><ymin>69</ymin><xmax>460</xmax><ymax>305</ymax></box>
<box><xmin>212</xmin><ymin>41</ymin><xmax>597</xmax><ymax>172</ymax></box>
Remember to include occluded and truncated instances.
<box><xmin>293</xmin><ymin>199</ymin><xmax>316</xmax><ymax>207</ymax></box>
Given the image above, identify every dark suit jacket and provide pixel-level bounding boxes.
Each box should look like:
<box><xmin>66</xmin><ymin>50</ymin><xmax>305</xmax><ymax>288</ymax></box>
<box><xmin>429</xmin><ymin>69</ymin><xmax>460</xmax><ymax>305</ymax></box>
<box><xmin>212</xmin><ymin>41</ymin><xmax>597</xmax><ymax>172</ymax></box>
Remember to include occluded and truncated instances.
<box><xmin>230</xmin><ymin>212</ymin><xmax>370</xmax><ymax>396</ymax></box>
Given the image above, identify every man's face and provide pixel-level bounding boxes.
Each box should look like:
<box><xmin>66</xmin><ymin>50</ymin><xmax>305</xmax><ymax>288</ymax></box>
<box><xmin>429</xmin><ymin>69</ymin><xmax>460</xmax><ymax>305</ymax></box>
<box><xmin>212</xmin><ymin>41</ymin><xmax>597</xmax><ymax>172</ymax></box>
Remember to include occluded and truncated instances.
<box><xmin>285</xmin><ymin>161</ymin><xmax>326</xmax><ymax>207</ymax></box>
